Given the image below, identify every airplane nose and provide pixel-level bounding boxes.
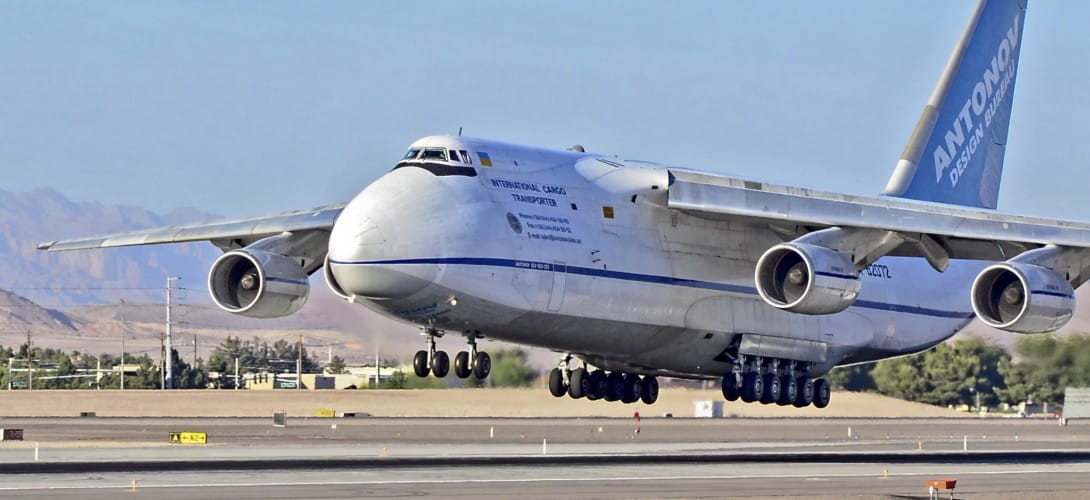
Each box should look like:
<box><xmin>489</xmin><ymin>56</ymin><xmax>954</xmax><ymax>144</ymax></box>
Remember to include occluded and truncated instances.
<box><xmin>326</xmin><ymin>182</ymin><xmax>440</xmax><ymax>300</ymax></box>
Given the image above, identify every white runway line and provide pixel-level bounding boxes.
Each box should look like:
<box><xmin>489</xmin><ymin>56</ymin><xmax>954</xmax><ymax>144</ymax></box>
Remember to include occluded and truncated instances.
<box><xmin>0</xmin><ymin>468</ymin><xmax>1067</xmax><ymax>492</ymax></box>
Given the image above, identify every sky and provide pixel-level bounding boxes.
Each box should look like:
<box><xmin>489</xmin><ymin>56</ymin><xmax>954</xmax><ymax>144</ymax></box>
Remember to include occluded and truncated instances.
<box><xmin>2</xmin><ymin>1</ymin><xmax>1089</xmax><ymax>220</ymax></box>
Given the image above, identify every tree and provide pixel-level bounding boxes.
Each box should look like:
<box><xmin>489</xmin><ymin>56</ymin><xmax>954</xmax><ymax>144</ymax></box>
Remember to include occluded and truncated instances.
<box><xmin>168</xmin><ymin>348</ymin><xmax>207</xmax><ymax>389</ymax></box>
<box><xmin>133</xmin><ymin>355</ymin><xmax>162</xmax><ymax>388</ymax></box>
<box><xmin>488</xmin><ymin>349</ymin><xmax>537</xmax><ymax>388</ymax></box>
<box><xmin>326</xmin><ymin>355</ymin><xmax>348</xmax><ymax>375</ymax></box>
<box><xmin>52</xmin><ymin>355</ymin><xmax>78</xmax><ymax>389</ymax></box>
<box><xmin>995</xmin><ymin>356</ymin><xmax>1036</xmax><ymax>405</ymax></box>
<box><xmin>871</xmin><ymin>354</ymin><xmax>928</xmax><ymax>401</ymax></box>
<box><xmin>825</xmin><ymin>364</ymin><xmax>875</xmax><ymax>391</ymax></box>
<box><xmin>205</xmin><ymin>336</ymin><xmax>319</xmax><ymax>387</ymax></box>
<box><xmin>1005</xmin><ymin>333</ymin><xmax>1090</xmax><ymax>406</ymax></box>
<box><xmin>951</xmin><ymin>337</ymin><xmax>1009</xmax><ymax>408</ymax></box>
<box><xmin>867</xmin><ymin>338</ymin><xmax>1009</xmax><ymax>408</ymax></box>
<box><xmin>381</xmin><ymin>370</ymin><xmax>409</xmax><ymax>389</ymax></box>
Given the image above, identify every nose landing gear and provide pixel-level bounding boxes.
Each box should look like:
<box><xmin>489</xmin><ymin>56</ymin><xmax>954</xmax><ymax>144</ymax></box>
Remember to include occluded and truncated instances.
<box><xmin>413</xmin><ymin>330</ymin><xmax>490</xmax><ymax>380</ymax></box>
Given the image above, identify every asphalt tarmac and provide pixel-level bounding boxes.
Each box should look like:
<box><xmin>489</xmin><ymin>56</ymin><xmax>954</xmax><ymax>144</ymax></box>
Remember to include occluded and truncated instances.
<box><xmin>1</xmin><ymin>416</ymin><xmax>1088</xmax><ymax>498</ymax></box>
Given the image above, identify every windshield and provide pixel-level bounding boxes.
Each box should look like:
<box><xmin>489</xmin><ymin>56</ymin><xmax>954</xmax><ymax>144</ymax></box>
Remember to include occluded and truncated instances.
<box><xmin>402</xmin><ymin>148</ymin><xmax>422</xmax><ymax>160</ymax></box>
<box><xmin>420</xmin><ymin>148</ymin><xmax>447</xmax><ymax>161</ymax></box>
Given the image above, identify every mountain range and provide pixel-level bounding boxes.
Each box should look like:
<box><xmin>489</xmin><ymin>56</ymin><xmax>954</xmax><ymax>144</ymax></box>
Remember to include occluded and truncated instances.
<box><xmin>0</xmin><ymin>188</ymin><xmax>424</xmax><ymax>365</ymax></box>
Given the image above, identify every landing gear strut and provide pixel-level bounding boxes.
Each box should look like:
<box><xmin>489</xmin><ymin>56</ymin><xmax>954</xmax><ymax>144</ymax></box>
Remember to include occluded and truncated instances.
<box><xmin>454</xmin><ymin>337</ymin><xmax>490</xmax><ymax>380</ymax></box>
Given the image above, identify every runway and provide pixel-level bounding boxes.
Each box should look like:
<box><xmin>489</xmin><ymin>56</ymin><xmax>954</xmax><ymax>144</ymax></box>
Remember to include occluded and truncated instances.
<box><xmin>1</xmin><ymin>417</ymin><xmax>1088</xmax><ymax>498</ymax></box>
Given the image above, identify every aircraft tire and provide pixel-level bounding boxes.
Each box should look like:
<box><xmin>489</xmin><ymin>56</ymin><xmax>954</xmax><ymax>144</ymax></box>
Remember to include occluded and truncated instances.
<box><xmin>587</xmin><ymin>370</ymin><xmax>606</xmax><ymax>400</ymax></box>
<box><xmin>568</xmin><ymin>368</ymin><xmax>587</xmax><ymax>399</ymax></box>
<box><xmin>640</xmin><ymin>375</ymin><xmax>659</xmax><ymax>405</ymax></box>
<box><xmin>431</xmin><ymin>351</ymin><xmax>450</xmax><ymax>378</ymax></box>
<box><xmin>473</xmin><ymin>352</ymin><xmax>491</xmax><ymax>379</ymax></box>
<box><xmin>429</xmin><ymin>350</ymin><xmax>446</xmax><ymax>376</ymax></box>
<box><xmin>548</xmin><ymin>368</ymin><xmax>566</xmax><ymax>397</ymax></box>
<box><xmin>794</xmin><ymin>377</ymin><xmax>814</xmax><ymax>408</ymax></box>
<box><xmin>760</xmin><ymin>372</ymin><xmax>781</xmax><ymax>404</ymax></box>
<box><xmin>588</xmin><ymin>374</ymin><xmax>606</xmax><ymax>400</ymax></box>
<box><xmin>605</xmin><ymin>372</ymin><xmax>624</xmax><ymax>402</ymax></box>
<box><xmin>622</xmin><ymin>374</ymin><xmax>641</xmax><ymax>404</ymax></box>
<box><xmin>454</xmin><ymin>351</ymin><xmax>471</xmax><ymax>379</ymax></box>
<box><xmin>777</xmin><ymin>374</ymin><xmax>798</xmax><ymax>406</ymax></box>
<box><xmin>721</xmin><ymin>374</ymin><xmax>740</xmax><ymax>401</ymax></box>
<box><xmin>413</xmin><ymin>350</ymin><xmax>429</xmax><ymax>378</ymax></box>
<box><xmin>813</xmin><ymin>378</ymin><xmax>831</xmax><ymax>408</ymax></box>
<box><xmin>741</xmin><ymin>372</ymin><xmax>763</xmax><ymax>403</ymax></box>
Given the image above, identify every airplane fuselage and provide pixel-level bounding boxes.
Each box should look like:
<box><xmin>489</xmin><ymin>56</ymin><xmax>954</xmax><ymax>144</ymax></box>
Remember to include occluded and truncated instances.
<box><xmin>326</xmin><ymin>136</ymin><xmax>979</xmax><ymax>379</ymax></box>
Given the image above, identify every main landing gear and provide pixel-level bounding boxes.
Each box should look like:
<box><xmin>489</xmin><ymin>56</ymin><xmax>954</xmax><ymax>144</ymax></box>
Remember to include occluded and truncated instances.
<box><xmin>720</xmin><ymin>356</ymin><xmax>830</xmax><ymax>408</ymax></box>
<box><xmin>413</xmin><ymin>331</ymin><xmax>490</xmax><ymax>380</ymax></box>
<box><xmin>548</xmin><ymin>355</ymin><xmax>659</xmax><ymax>405</ymax></box>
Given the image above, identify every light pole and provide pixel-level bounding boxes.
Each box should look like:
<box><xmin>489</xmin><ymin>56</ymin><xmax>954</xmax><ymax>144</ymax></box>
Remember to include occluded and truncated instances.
<box><xmin>120</xmin><ymin>299</ymin><xmax>126</xmax><ymax>391</ymax></box>
<box><xmin>165</xmin><ymin>276</ymin><xmax>178</xmax><ymax>389</ymax></box>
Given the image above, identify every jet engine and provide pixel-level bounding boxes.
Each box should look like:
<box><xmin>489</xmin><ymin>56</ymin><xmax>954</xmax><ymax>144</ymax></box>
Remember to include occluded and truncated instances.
<box><xmin>754</xmin><ymin>243</ymin><xmax>860</xmax><ymax>315</ymax></box>
<box><xmin>971</xmin><ymin>262</ymin><xmax>1074</xmax><ymax>333</ymax></box>
<box><xmin>208</xmin><ymin>249</ymin><xmax>310</xmax><ymax>318</ymax></box>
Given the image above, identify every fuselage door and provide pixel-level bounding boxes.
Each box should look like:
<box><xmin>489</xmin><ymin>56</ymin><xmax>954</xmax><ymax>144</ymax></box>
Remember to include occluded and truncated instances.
<box><xmin>547</xmin><ymin>262</ymin><xmax>567</xmax><ymax>312</ymax></box>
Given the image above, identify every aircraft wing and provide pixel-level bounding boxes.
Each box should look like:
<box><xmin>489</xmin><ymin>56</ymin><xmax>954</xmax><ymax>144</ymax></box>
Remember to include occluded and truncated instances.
<box><xmin>667</xmin><ymin>169</ymin><xmax>1090</xmax><ymax>262</ymax></box>
<box><xmin>38</xmin><ymin>204</ymin><xmax>344</xmax><ymax>252</ymax></box>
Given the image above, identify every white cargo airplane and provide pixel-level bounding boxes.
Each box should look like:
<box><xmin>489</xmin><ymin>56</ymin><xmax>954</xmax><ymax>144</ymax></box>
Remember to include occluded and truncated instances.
<box><xmin>41</xmin><ymin>0</ymin><xmax>1082</xmax><ymax>408</ymax></box>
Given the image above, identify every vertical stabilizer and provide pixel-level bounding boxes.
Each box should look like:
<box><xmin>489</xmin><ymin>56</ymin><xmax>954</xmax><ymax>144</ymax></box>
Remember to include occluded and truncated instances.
<box><xmin>882</xmin><ymin>0</ymin><xmax>1027</xmax><ymax>209</ymax></box>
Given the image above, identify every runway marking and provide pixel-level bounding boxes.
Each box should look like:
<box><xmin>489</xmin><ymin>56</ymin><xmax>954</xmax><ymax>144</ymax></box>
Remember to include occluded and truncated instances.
<box><xmin>0</xmin><ymin>468</ymin><xmax>1070</xmax><ymax>492</ymax></box>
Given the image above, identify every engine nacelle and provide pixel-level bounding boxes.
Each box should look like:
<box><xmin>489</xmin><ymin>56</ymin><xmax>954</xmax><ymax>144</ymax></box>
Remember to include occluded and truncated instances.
<box><xmin>971</xmin><ymin>262</ymin><xmax>1074</xmax><ymax>333</ymax></box>
<box><xmin>208</xmin><ymin>249</ymin><xmax>310</xmax><ymax>318</ymax></box>
<box><xmin>755</xmin><ymin>243</ymin><xmax>860</xmax><ymax>315</ymax></box>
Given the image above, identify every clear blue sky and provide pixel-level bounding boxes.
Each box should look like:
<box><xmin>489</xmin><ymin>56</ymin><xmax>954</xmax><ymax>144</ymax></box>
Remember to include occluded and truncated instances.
<box><xmin>2</xmin><ymin>1</ymin><xmax>1088</xmax><ymax>220</ymax></box>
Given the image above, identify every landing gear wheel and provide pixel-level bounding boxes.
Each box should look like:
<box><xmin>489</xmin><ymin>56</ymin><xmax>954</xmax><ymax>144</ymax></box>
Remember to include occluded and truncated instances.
<box><xmin>813</xmin><ymin>378</ymin><xmax>831</xmax><ymax>408</ymax></box>
<box><xmin>605</xmin><ymin>372</ymin><xmax>624</xmax><ymax>402</ymax></box>
<box><xmin>760</xmin><ymin>372</ymin><xmax>781</xmax><ymax>404</ymax></box>
<box><xmin>548</xmin><ymin>368</ymin><xmax>566</xmax><ymax>397</ymax></box>
<box><xmin>587</xmin><ymin>370</ymin><xmax>606</xmax><ymax>400</ymax></box>
<box><xmin>413</xmin><ymin>350</ymin><xmax>429</xmax><ymax>378</ymax></box>
<box><xmin>794</xmin><ymin>377</ymin><xmax>814</xmax><ymax>408</ymax></box>
<box><xmin>473</xmin><ymin>352</ymin><xmax>491</xmax><ymax>379</ymax></box>
<box><xmin>621</xmin><ymin>374</ymin><xmax>642</xmax><ymax>404</ymax></box>
<box><xmin>568</xmin><ymin>368</ymin><xmax>587</xmax><ymax>399</ymax></box>
<box><xmin>640</xmin><ymin>376</ymin><xmax>659</xmax><ymax>405</ymax></box>
<box><xmin>454</xmin><ymin>351</ymin><xmax>471</xmax><ymax>379</ymax></box>
<box><xmin>431</xmin><ymin>350</ymin><xmax>450</xmax><ymax>378</ymax></box>
<box><xmin>721</xmin><ymin>374</ymin><xmax>740</xmax><ymax>401</ymax></box>
<box><xmin>777</xmin><ymin>374</ymin><xmax>798</xmax><ymax>406</ymax></box>
<box><xmin>741</xmin><ymin>372</ymin><xmax>764</xmax><ymax>403</ymax></box>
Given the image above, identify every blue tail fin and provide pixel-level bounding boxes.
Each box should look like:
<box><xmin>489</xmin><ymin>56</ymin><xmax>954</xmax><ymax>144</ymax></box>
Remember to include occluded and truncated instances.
<box><xmin>883</xmin><ymin>0</ymin><xmax>1026</xmax><ymax>209</ymax></box>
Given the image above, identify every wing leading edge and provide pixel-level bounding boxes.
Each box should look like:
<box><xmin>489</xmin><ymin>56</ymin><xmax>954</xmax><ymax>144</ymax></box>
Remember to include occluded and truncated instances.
<box><xmin>667</xmin><ymin>169</ymin><xmax>1090</xmax><ymax>261</ymax></box>
<box><xmin>37</xmin><ymin>204</ymin><xmax>344</xmax><ymax>252</ymax></box>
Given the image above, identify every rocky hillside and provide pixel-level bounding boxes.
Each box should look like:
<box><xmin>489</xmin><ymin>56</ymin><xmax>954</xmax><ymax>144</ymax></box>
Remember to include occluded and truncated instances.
<box><xmin>0</xmin><ymin>188</ymin><xmax>218</xmax><ymax>306</ymax></box>
<box><xmin>0</xmin><ymin>287</ymin><xmax>81</xmax><ymax>336</ymax></box>
<box><xmin>0</xmin><ymin>189</ymin><xmax>424</xmax><ymax>363</ymax></box>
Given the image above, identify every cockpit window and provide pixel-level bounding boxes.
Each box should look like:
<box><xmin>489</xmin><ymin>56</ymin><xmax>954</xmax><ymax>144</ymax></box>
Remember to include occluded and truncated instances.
<box><xmin>421</xmin><ymin>148</ymin><xmax>447</xmax><ymax>161</ymax></box>
<box><xmin>460</xmin><ymin>150</ymin><xmax>472</xmax><ymax>164</ymax></box>
<box><xmin>402</xmin><ymin>148</ymin><xmax>422</xmax><ymax>160</ymax></box>
<box><xmin>449</xmin><ymin>150</ymin><xmax>462</xmax><ymax>163</ymax></box>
